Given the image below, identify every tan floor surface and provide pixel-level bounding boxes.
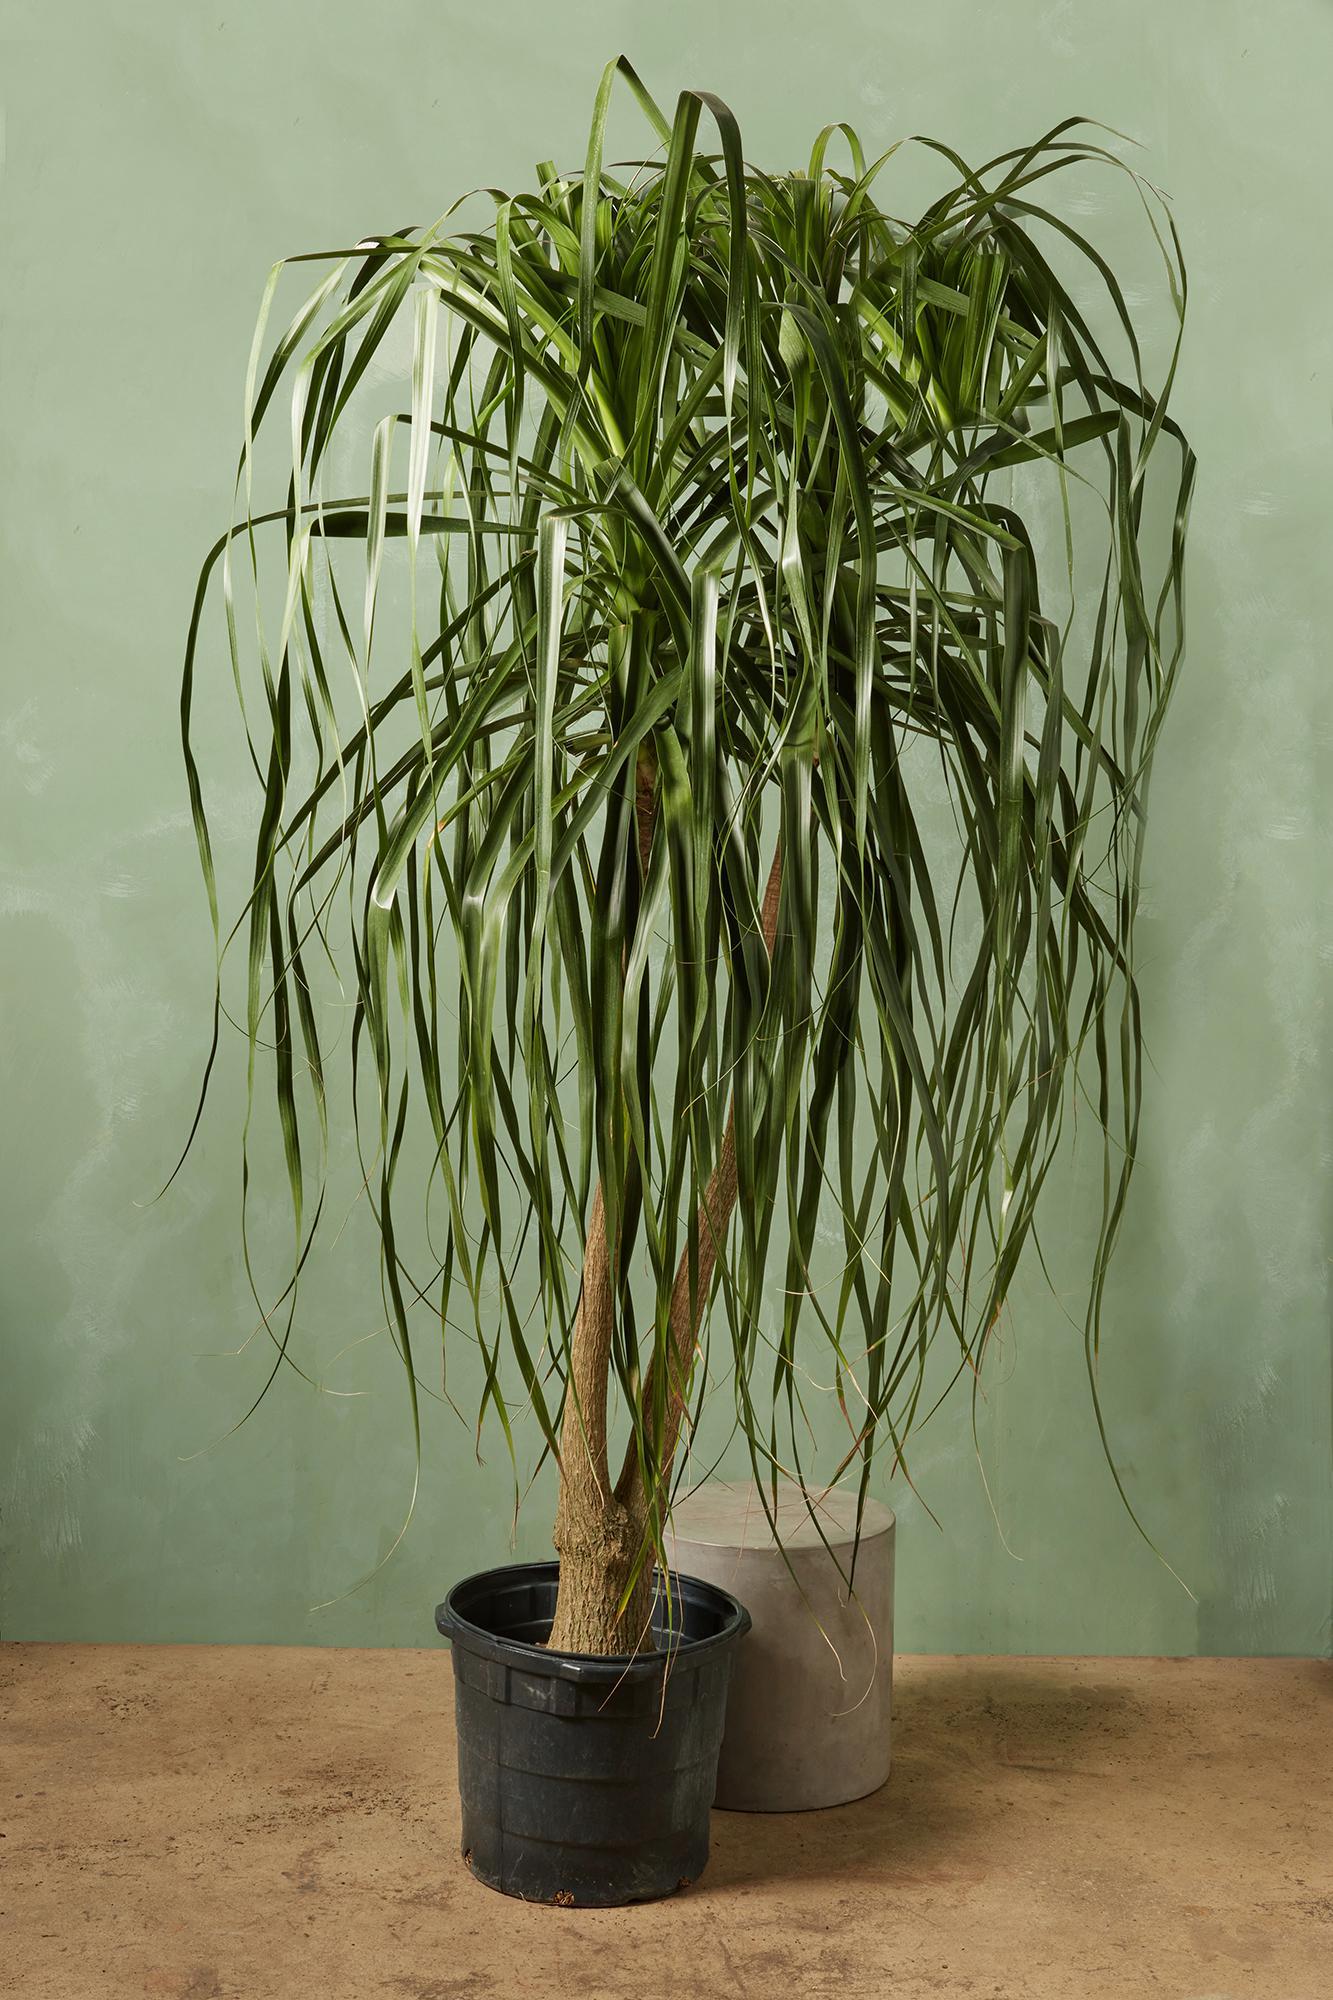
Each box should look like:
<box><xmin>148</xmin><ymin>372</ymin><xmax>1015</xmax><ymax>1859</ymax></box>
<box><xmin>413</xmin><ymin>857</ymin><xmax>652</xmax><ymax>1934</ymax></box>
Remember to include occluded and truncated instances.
<box><xmin>2</xmin><ymin>1644</ymin><xmax>1329</xmax><ymax>1999</ymax></box>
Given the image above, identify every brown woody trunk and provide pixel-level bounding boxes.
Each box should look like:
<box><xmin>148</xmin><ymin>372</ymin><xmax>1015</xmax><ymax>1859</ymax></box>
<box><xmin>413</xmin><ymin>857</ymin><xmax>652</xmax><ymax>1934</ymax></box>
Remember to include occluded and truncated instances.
<box><xmin>546</xmin><ymin>837</ymin><xmax>783</xmax><ymax>1657</ymax></box>
<box><xmin>547</xmin><ymin>1187</ymin><xmax>657</xmax><ymax>1654</ymax></box>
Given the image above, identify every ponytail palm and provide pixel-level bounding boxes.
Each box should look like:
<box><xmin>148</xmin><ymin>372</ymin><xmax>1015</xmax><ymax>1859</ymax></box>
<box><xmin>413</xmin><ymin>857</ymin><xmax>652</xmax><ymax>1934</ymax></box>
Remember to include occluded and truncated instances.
<box><xmin>182</xmin><ymin>58</ymin><xmax>1193</xmax><ymax>1653</ymax></box>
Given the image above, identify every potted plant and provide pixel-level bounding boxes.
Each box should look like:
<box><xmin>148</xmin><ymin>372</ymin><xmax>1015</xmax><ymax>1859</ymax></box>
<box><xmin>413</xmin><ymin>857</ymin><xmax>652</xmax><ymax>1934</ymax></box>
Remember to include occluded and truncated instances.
<box><xmin>179</xmin><ymin>58</ymin><xmax>1192</xmax><ymax>1905</ymax></box>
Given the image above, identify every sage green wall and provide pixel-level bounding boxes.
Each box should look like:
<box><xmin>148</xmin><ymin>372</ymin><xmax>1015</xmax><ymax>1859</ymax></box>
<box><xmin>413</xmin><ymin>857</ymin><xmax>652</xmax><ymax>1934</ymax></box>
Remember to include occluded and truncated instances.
<box><xmin>2</xmin><ymin>0</ymin><xmax>1329</xmax><ymax>1655</ymax></box>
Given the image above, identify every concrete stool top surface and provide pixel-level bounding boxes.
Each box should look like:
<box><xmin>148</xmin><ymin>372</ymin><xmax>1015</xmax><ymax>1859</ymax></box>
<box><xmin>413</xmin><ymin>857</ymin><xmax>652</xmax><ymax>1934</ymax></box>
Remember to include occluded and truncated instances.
<box><xmin>670</xmin><ymin>1479</ymin><xmax>894</xmax><ymax>1553</ymax></box>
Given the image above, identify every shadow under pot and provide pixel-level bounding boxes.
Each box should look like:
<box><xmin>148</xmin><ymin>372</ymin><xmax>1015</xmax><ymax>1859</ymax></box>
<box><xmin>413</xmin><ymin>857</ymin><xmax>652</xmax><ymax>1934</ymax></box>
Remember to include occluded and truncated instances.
<box><xmin>436</xmin><ymin>1562</ymin><xmax>751</xmax><ymax>1908</ymax></box>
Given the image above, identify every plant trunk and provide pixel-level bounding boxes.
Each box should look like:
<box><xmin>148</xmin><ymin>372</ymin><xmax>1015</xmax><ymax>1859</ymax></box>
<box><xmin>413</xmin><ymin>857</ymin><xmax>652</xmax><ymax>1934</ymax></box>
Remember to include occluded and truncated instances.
<box><xmin>546</xmin><ymin>781</ymin><xmax>782</xmax><ymax>1657</ymax></box>
<box><xmin>547</xmin><ymin>1189</ymin><xmax>657</xmax><ymax>1654</ymax></box>
<box><xmin>546</xmin><ymin>755</ymin><xmax>661</xmax><ymax>1658</ymax></box>
<box><xmin>548</xmin><ymin>1494</ymin><xmax>655</xmax><ymax>1656</ymax></box>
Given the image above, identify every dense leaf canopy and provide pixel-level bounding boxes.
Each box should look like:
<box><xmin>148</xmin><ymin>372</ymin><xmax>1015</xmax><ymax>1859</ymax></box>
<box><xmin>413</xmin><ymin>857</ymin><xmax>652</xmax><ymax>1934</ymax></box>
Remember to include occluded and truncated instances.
<box><xmin>182</xmin><ymin>58</ymin><xmax>1193</xmax><ymax>1551</ymax></box>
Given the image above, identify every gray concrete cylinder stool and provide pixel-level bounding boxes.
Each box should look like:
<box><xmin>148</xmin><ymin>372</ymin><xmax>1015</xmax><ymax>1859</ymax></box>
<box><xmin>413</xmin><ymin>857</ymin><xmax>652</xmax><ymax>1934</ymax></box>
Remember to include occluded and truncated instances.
<box><xmin>667</xmin><ymin>1479</ymin><xmax>895</xmax><ymax>1812</ymax></box>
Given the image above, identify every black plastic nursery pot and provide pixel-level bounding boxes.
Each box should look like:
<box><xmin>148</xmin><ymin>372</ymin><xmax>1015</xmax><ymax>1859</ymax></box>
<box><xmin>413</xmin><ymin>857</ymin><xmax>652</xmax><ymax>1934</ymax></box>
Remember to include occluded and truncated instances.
<box><xmin>436</xmin><ymin>1561</ymin><xmax>751</xmax><ymax>1907</ymax></box>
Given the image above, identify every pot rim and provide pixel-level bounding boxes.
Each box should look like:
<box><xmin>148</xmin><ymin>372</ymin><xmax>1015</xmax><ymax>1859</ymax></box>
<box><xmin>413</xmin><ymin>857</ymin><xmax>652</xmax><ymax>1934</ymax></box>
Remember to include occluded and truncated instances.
<box><xmin>436</xmin><ymin>1558</ymin><xmax>751</xmax><ymax>1683</ymax></box>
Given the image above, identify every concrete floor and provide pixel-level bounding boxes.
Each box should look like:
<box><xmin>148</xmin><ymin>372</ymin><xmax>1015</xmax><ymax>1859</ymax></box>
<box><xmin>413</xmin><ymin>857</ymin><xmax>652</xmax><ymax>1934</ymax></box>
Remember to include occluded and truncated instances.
<box><xmin>2</xmin><ymin>1646</ymin><xmax>1328</xmax><ymax>1999</ymax></box>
